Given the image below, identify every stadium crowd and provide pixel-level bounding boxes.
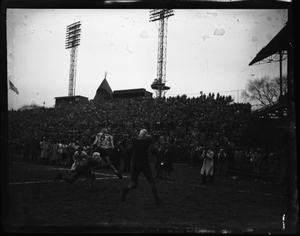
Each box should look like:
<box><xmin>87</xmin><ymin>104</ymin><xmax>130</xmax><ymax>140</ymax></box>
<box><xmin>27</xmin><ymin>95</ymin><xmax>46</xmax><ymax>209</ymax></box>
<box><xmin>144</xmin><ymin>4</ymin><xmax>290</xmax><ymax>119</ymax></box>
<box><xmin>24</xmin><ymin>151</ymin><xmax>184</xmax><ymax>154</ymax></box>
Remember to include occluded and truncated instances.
<box><xmin>8</xmin><ymin>93</ymin><xmax>284</xmax><ymax>181</ymax></box>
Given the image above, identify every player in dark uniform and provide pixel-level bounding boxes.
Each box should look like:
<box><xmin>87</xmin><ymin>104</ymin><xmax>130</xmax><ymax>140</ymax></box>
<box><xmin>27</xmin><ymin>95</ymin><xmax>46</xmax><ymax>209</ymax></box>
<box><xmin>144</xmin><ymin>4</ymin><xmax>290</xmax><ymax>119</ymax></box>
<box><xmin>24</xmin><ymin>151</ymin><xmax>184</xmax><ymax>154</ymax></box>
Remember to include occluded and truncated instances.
<box><xmin>92</xmin><ymin>128</ymin><xmax>122</xmax><ymax>179</ymax></box>
<box><xmin>53</xmin><ymin>152</ymin><xmax>110</xmax><ymax>189</ymax></box>
<box><xmin>71</xmin><ymin>146</ymin><xmax>88</xmax><ymax>172</ymax></box>
<box><xmin>121</xmin><ymin>129</ymin><xmax>162</xmax><ymax>205</ymax></box>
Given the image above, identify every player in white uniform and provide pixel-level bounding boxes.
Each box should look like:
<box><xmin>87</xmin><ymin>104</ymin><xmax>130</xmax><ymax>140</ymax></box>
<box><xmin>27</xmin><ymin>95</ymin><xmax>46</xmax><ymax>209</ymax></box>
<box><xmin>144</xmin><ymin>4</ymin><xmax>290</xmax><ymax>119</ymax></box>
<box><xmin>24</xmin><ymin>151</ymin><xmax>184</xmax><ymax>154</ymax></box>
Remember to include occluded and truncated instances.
<box><xmin>92</xmin><ymin>128</ymin><xmax>122</xmax><ymax>179</ymax></box>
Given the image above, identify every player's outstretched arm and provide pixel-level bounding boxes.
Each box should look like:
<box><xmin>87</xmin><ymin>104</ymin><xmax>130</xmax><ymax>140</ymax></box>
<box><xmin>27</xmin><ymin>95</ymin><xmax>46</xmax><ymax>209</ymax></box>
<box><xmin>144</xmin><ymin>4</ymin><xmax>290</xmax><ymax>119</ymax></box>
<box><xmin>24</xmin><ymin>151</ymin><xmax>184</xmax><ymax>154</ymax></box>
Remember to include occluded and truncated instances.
<box><xmin>102</xmin><ymin>156</ymin><xmax>123</xmax><ymax>179</ymax></box>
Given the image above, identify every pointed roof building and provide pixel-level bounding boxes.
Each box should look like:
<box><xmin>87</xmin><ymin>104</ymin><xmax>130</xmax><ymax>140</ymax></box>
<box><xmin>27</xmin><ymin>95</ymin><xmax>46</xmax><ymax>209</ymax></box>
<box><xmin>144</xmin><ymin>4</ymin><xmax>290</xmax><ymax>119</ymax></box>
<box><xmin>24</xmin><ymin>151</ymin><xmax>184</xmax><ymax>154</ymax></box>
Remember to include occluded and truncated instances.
<box><xmin>93</xmin><ymin>72</ymin><xmax>113</xmax><ymax>100</ymax></box>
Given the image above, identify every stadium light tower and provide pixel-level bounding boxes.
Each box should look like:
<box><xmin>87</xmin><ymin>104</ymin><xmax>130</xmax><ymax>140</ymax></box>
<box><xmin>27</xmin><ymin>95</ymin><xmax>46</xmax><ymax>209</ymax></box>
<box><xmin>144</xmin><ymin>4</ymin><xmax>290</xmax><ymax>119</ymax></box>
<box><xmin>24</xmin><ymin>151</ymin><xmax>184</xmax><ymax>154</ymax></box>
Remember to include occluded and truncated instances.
<box><xmin>65</xmin><ymin>21</ymin><xmax>81</xmax><ymax>96</ymax></box>
<box><xmin>150</xmin><ymin>9</ymin><xmax>174</xmax><ymax>98</ymax></box>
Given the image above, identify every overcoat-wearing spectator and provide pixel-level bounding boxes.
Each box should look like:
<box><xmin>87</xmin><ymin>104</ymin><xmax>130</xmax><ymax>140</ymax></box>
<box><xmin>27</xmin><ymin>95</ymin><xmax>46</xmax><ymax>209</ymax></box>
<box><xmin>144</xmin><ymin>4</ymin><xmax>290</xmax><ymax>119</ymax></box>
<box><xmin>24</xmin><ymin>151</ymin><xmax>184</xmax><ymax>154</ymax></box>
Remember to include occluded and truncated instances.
<box><xmin>40</xmin><ymin>139</ymin><xmax>50</xmax><ymax>164</ymax></box>
<box><xmin>149</xmin><ymin>143</ymin><xmax>162</xmax><ymax>178</ymax></box>
<box><xmin>156</xmin><ymin>142</ymin><xmax>166</xmax><ymax>178</ymax></box>
<box><xmin>51</xmin><ymin>141</ymin><xmax>60</xmax><ymax>165</ymax></box>
<box><xmin>57</xmin><ymin>142</ymin><xmax>63</xmax><ymax>164</ymax></box>
<box><xmin>113</xmin><ymin>141</ymin><xmax>123</xmax><ymax>171</ymax></box>
<box><xmin>217</xmin><ymin>149</ymin><xmax>226</xmax><ymax>175</ymax></box>
<box><xmin>31</xmin><ymin>137</ymin><xmax>40</xmax><ymax>162</ymax></box>
<box><xmin>163</xmin><ymin>142</ymin><xmax>174</xmax><ymax>179</ymax></box>
<box><xmin>200</xmin><ymin>149</ymin><xmax>214</xmax><ymax>184</ymax></box>
<box><xmin>122</xmin><ymin>137</ymin><xmax>132</xmax><ymax>173</ymax></box>
<box><xmin>61</xmin><ymin>143</ymin><xmax>68</xmax><ymax>165</ymax></box>
<box><xmin>253</xmin><ymin>149</ymin><xmax>261</xmax><ymax>174</ymax></box>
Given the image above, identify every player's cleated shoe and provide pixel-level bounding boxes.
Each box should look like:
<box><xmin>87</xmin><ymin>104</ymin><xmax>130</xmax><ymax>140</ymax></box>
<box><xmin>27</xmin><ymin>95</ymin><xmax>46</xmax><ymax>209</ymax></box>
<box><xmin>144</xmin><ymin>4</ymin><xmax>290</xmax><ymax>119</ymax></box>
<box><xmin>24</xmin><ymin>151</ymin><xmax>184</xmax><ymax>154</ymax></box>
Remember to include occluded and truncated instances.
<box><xmin>155</xmin><ymin>195</ymin><xmax>164</xmax><ymax>205</ymax></box>
<box><xmin>54</xmin><ymin>173</ymin><xmax>62</xmax><ymax>182</ymax></box>
<box><xmin>121</xmin><ymin>187</ymin><xmax>130</xmax><ymax>202</ymax></box>
<box><xmin>115</xmin><ymin>172</ymin><xmax>123</xmax><ymax>179</ymax></box>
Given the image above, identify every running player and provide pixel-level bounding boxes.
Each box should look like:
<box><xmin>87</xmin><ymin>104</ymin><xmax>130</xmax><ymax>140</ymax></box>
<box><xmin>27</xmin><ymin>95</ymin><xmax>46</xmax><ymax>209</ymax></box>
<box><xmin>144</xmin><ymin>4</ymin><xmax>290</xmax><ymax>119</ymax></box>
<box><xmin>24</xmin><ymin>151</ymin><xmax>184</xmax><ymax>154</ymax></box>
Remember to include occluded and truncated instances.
<box><xmin>53</xmin><ymin>152</ymin><xmax>110</xmax><ymax>189</ymax></box>
<box><xmin>92</xmin><ymin>128</ymin><xmax>122</xmax><ymax>179</ymax></box>
<box><xmin>121</xmin><ymin>129</ymin><xmax>163</xmax><ymax>205</ymax></box>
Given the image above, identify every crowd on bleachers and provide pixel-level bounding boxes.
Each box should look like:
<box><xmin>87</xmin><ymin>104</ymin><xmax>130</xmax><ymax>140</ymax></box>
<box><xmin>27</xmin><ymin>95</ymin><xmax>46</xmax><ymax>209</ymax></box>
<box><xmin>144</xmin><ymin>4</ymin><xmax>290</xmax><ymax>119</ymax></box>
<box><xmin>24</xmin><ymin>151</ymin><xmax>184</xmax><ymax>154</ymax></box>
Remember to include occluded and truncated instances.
<box><xmin>8</xmin><ymin>92</ymin><xmax>285</xmax><ymax>181</ymax></box>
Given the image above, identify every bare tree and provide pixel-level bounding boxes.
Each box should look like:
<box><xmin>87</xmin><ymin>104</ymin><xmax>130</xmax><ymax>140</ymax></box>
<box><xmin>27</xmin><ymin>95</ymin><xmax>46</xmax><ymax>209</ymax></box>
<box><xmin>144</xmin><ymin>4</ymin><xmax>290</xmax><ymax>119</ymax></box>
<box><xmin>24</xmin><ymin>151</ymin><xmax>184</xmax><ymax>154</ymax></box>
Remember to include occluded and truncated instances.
<box><xmin>241</xmin><ymin>75</ymin><xmax>287</xmax><ymax>109</ymax></box>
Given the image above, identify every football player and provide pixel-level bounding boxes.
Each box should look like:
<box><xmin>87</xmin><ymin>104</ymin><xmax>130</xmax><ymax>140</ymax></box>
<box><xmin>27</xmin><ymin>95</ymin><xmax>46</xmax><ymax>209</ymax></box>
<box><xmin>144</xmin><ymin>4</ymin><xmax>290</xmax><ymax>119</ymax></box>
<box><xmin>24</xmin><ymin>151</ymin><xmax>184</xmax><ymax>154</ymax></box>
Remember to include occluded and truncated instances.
<box><xmin>121</xmin><ymin>129</ymin><xmax>163</xmax><ymax>205</ymax></box>
<box><xmin>92</xmin><ymin>128</ymin><xmax>122</xmax><ymax>179</ymax></box>
<box><xmin>71</xmin><ymin>146</ymin><xmax>88</xmax><ymax>172</ymax></box>
<box><xmin>53</xmin><ymin>152</ymin><xmax>115</xmax><ymax>189</ymax></box>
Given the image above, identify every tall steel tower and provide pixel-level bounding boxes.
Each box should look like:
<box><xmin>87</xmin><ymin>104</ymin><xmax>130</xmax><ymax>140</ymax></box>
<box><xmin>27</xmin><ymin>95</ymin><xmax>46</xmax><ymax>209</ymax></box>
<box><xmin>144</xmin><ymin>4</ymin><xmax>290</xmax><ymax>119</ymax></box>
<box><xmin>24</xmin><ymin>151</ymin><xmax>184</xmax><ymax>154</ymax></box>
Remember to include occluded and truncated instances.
<box><xmin>150</xmin><ymin>9</ymin><xmax>174</xmax><ymax>98</ymax></box>
<box><xmin>65</xmin><ymin>21</ymin><xmax>81</xmax><ymax>96</ymax></box>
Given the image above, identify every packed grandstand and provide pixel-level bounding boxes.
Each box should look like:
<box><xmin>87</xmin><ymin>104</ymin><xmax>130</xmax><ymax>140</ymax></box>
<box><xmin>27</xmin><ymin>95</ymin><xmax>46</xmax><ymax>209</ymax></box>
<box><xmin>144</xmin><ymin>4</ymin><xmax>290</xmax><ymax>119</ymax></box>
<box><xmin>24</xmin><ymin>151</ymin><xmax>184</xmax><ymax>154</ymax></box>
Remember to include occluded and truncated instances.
<box><xmin>8</xmin><ymin>92</ymin><xmax>288</xmax><ymax>182</ymax></box>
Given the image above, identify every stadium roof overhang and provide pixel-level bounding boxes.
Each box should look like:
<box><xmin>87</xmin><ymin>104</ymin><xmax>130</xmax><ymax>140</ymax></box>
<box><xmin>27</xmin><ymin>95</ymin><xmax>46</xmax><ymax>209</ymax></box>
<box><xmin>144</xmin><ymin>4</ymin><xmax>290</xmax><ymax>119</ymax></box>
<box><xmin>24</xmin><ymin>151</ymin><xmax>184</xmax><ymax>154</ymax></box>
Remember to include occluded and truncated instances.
<box><xmin>54</xmin><ymin>95</ymin><xmax>88</xmax><ymax>99</ymax></box>
<box><xmin>113</xmin><ymin>88</ymin><xmax>150</xmax><ymax>94</ymax></box>
<box><xmin>248</xmin><ymin>21</ymin><xmax>290</xmax><ymax>120</ymax></box>
<box><xmin>249</xmin><ymin>22</ymin><xmax>289</xmax><ymax>66</ymax></box>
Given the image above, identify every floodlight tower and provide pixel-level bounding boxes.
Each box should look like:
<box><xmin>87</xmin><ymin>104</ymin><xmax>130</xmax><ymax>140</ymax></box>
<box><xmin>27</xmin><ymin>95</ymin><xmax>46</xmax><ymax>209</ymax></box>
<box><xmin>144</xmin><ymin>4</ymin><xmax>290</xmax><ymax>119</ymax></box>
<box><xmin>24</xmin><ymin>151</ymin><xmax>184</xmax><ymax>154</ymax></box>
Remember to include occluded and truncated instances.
<box><xmin>65</xmin><ymin>21</ymin><xmax>81</xmax><ymax>96</ymax></box>
<box><xmin>150</xmin><ymin>9</ymin><xmax>174</xmax><ymax>98</ymax></box>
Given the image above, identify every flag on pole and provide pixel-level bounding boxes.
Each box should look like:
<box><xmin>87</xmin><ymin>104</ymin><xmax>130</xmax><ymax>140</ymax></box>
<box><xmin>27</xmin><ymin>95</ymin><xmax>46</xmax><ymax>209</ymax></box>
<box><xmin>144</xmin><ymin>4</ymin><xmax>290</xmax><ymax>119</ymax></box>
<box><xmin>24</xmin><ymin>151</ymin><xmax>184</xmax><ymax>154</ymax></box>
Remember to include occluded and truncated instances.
<box><xmin>9</xmin><ymin>80</ymin><xmax>19</xmax><ymax>95</ymax></box>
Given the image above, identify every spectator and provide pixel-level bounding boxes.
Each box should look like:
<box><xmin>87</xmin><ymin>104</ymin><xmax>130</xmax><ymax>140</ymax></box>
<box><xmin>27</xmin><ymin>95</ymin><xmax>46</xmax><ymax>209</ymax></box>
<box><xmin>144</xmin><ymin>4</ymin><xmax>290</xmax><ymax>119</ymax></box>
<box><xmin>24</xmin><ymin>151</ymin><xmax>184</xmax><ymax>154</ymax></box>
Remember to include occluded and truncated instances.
<box><xmin>57</xmin><ymin>141</ymin><xmax>63</xmax><ymax>165</ymax></box>
<box><xmin>259</xmin><ymin>147</ymin><xmax>268</xmax><ymax>176</ymax></box>
<box><xmin>189</xmin><ymin>140</ymin><xmax>199</xmax><ymax>168</ymax></box>
<box><xmin>68</xmin><ymin>141</ymin><xmax>77</xmax><ymax>166</ymax></box>
<box><xmin>253</xmin><ymin>148</ymin><xmax>261</xmax><ymax>175</ymax></box>
<box><xmin>217</xmin><ymin>149</ymin><xmax>226</xmax><ymax>175</ymax></box>
<box><xmin>51</xmin><ymin>141</ymin><xmax>60</xmax><ymax>165</ymax></box>
<box><xmin>212</xmin><ymin>147</ymin><xmax>218</xmax><ymax>182</ymax></box>
<box><xmin>40</xmin><ymin>138</ymin><xmax>50</xmax><ymax>164</ymax></box>
<box><xmin>15</xmin><ymin>139</ymin><xmax>23</xmax><ymax>160</ymax></box>
<box><xmin>61</xmin><ymin>142</ymin><xmax>68</xmax><ymax>165</ymax></box>
<box><xmin>122</xmin><ymin>136</ymin><xmax>132</xmax><ymax>173</ymax></box>
<box><xmin>156</xmin><ymin>139</ymin><xmax>167</xmax><ymax>178</ymax></box>
<box><xmin>268</xmin><ymin>149</ymin><xmax>277</xmax><ymax>182</ymax></box>
<box><xmin>48</xmin><ymin>139</ymin><xmax>53</xmax><ymax>163</ymax></box>
<box><xmin>113</xmin><ymin>141</ymin><xmax>123</xmax><ymax>171</ymax></box>
<box><xmin>225</xmin><ymin>147</ymin><xmax>234</xmax><ymax>173</ymax></box>
<box><xmin>150</xmin><ymin>142</ymin><xmax>162</xmax><ymax>178</ymax></box>
<box><xmin>244</xmin><ymin>148</ymin><xmax>251</xmax><ymax>174</ymax></box>
<box><xmin>163</xmin><ymin>141</ymin><xmax>174</xmax><ymax>179</ymax></box>
<box><xmin>31</xmin><ymin>136</ymin><xmax>40</xmax><ymax>162</ymax></box>
<box><xmin>200</xmin><ymin>147</ymin><xmax>214</xmax><ymax>185</ymax></box>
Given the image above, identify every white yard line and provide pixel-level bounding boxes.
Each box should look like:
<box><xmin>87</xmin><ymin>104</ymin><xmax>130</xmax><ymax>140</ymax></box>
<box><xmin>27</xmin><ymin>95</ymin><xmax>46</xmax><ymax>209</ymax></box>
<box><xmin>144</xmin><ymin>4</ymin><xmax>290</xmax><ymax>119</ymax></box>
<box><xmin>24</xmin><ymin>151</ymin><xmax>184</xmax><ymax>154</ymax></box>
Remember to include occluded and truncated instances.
<box><xmin>9</xmin><ymin>176</ymin><xmax>128</xmax><ymax>185</ymax></box>
<box><xmin>10</xmin><ymin>164</ymin><xmax>129</xmax><ymax>185</ymax></box>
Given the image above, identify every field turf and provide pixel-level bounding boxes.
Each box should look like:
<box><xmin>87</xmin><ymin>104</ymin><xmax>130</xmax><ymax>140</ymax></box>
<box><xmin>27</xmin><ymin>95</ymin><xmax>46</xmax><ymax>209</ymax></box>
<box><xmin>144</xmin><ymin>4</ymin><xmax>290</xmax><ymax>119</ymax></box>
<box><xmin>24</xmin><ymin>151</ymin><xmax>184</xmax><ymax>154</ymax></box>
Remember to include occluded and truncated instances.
<box><xmin>6</xmin><ymin>161</ymin><xmax>286</xmax><ymax>233</ymax></box>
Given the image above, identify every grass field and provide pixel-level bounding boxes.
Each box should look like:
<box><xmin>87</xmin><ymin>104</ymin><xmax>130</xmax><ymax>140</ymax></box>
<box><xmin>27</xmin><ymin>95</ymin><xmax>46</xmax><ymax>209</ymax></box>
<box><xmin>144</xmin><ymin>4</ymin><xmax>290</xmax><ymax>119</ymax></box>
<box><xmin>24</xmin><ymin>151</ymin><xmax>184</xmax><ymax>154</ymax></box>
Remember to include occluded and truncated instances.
<box><xmin>6</xmin><ymin>160</ymin><xmax>286</xmax><ymax>233</ymax></box>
